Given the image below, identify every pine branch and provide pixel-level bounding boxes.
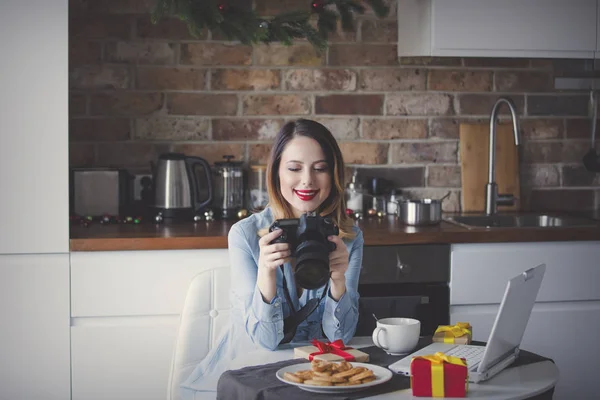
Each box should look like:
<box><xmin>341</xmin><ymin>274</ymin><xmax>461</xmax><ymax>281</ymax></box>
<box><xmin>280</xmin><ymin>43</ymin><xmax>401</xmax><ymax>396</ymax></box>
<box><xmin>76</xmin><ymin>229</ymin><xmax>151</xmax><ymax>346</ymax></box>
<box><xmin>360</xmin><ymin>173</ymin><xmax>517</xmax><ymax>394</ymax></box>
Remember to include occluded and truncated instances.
<box><xmin>317</xmin><ymin>9</ymin><xmax>338</xmax><ymax>39</ymax></box>
<box><xmin>346</xmin><ymin>1</ymin><xmax>366</xmax><ymax>14</ymax></box>
<box><xmin>151</xmin><ymin>0</ymin><xmax>390</xmax><ymax>49</ymax></box>
<box><xmin>362</xmin><ymin>0</ymin><xmax>390</xmax><ymax>18</ymax></box>
<box><xmin>336</xmin><ymin>2</ymin><xmax>355</xmax><ymax>31</ymax></box>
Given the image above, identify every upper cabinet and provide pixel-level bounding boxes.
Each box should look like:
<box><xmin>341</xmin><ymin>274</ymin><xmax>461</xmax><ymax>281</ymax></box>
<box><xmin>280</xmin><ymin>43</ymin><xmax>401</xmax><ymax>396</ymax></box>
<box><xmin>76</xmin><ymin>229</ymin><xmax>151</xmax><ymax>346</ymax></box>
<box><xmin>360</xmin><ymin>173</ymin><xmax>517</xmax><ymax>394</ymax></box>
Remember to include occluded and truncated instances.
<box><xmin>398</xmin><ymin>0</ymin><xmax>598</xmax><ymax>59</ymax></box>
<box><xmin>0</xmin><ymin>0</ymin><xmax>69</xmax><ymax>254</ymax></box>
<box><xmin>597</xmin><ymin>3</ymin><xmax>600</xmax><ymax>55</ymax></box>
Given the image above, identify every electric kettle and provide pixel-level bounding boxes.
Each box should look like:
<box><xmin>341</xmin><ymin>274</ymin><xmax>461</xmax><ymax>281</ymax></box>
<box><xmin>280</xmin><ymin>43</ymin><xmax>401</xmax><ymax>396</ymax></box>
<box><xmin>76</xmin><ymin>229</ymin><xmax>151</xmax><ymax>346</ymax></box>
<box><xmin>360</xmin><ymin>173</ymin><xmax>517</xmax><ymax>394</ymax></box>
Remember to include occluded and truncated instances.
<box><xmin>152</xmin><ymin>153</ymin><xmax>212</xmax><ymax>221</ymax></box>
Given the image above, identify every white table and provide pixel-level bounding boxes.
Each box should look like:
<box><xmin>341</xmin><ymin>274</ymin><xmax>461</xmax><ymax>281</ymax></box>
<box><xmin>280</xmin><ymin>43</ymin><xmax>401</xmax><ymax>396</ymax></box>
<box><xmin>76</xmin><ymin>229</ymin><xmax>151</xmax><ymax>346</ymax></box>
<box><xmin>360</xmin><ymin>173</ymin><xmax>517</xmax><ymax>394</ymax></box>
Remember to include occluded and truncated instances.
<box><xmin>229</xmin><ymin>337</ymin><xmax>559</xmax><ymax>400</ymax></box>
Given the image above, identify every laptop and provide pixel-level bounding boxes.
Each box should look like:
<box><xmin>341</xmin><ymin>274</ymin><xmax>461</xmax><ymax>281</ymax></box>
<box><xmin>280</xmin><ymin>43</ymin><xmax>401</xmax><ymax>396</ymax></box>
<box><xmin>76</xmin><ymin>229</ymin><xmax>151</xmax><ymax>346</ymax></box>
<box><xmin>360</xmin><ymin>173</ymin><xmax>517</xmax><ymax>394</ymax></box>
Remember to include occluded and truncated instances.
<box><xmin>388</xmin><ymin>263</ymin><xmax>546</xmax><ymax>383</ymax></box>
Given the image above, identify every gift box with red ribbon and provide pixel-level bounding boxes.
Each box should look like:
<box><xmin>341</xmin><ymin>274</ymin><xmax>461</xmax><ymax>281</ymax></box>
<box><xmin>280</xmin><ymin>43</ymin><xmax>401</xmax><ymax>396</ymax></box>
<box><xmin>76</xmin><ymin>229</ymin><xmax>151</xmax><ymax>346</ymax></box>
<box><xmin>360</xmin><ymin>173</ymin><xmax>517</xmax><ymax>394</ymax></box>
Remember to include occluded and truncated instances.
<box><xmin>293</xmin><ymin>339</ymin><xmax>369</xmax><ymax>362</ymax></box>
<box><xmin>410</xmin><ymin>352</ymin><xmax>469</xmax><ymax>398</ymax></box>
<box><xmin>432</xmin><ymin>322</ymin><xmax>472</xmax><ymax>345</ymax></box>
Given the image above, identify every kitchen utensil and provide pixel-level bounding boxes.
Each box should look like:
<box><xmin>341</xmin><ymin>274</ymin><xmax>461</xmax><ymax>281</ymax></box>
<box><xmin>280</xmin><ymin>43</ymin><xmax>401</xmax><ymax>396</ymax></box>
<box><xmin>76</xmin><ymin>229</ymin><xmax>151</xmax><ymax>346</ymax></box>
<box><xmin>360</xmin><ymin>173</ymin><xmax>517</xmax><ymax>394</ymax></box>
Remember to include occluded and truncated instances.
<box><xmin>152</xmin><ymin>153</ymin><xmax>212</xmax><ymax>221</ymax></box>
<box><xmin>213</xmin><ymin>155</ymin><xmax>245</xmax><ymax>219</ymax></box>
<box><xmin>460</xmin><ymin>123</ymin><xmax>521</xmax><ymax>212</ymax></box>
<box><xmin>398</xmin><ymin>191</ymin><xmax>450</xmax><ymax>226</ymax></box>
<box><xmin>583</xmin><ymin>90</ymin><xmax>600</xmax><ymax>172</ymax></box>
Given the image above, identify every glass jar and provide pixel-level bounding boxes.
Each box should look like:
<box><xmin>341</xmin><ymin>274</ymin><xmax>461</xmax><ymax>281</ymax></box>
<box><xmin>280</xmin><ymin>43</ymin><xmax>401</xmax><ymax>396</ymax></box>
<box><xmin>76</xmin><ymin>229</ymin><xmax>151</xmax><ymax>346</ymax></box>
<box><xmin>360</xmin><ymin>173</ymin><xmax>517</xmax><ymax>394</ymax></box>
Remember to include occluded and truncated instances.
<box><xmin>345</xmin><ymin>169</ymin><xmax>364</xmax><ymax>212</ymax></box>
<box><xmin>248</xmin><ymin>164</ymin><xmax>268</xmax><ymax>212</ymax></box>
<box><xmin>213</xmin><ymin>155</ymin><xmax>245</xmax><ymax>219</ymax></box>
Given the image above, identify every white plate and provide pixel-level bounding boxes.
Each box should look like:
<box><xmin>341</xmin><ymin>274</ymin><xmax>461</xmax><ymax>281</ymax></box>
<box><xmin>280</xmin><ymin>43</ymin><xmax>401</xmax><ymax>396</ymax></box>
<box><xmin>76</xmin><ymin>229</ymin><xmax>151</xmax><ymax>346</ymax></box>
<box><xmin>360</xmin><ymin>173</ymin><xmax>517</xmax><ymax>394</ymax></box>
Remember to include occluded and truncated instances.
<box><xmin>276</xmin><ymin>361</ymin><xmax>393</xmax><ymax>394</ymax></box>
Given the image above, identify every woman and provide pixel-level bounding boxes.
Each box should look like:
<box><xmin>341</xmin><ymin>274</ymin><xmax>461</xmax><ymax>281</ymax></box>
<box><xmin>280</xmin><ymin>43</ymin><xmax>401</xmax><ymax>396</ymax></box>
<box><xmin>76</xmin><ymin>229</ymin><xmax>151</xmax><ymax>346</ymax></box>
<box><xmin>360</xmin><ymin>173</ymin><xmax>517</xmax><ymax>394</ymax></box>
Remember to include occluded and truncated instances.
<box><xmin>180</xmin><ymin>119</ymin><xmax>364</xmax><ymax>396</ymax></box>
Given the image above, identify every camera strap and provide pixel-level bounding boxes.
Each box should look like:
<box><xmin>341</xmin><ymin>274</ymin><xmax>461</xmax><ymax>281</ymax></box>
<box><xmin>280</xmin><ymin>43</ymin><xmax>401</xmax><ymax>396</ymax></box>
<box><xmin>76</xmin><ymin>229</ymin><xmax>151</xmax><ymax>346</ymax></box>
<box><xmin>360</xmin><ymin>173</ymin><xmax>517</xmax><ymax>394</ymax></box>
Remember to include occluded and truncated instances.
<box><xmin>279</xmin><ymin>265</ymin><xmax>328</xmax><ymax>345</ymax></box>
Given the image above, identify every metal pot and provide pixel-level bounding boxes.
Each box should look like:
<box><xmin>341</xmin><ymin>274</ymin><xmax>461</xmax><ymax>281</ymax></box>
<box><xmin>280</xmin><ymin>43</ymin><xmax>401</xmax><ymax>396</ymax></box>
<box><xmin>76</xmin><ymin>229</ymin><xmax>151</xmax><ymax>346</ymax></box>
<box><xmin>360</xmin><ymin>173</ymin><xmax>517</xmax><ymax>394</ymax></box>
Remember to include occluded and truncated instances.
<box><xmin>398</xmin><ymin>191</ymin><xmax>451</xmax><ymax>226</ymax></box>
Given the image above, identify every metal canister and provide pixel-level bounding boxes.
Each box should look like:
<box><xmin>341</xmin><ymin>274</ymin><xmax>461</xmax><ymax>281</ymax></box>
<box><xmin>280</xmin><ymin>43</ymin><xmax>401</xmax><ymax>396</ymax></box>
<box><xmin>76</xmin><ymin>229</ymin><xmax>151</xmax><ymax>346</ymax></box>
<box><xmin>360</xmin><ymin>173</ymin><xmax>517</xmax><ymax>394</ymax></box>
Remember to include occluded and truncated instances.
<box><xmin>398</xmin><ymin>191</ymin><xmax>451</xmax><ymax>226</ymax></box>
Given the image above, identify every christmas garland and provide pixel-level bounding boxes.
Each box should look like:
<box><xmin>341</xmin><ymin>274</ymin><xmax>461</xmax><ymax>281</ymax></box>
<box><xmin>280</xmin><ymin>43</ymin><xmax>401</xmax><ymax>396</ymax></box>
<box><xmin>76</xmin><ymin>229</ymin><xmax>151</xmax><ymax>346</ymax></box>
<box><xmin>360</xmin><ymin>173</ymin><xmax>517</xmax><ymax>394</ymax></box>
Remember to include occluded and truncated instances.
<box><xmin>151</xmin><ymin>0</ymin><xmax>390</xmax><ymax>51</ymax></box>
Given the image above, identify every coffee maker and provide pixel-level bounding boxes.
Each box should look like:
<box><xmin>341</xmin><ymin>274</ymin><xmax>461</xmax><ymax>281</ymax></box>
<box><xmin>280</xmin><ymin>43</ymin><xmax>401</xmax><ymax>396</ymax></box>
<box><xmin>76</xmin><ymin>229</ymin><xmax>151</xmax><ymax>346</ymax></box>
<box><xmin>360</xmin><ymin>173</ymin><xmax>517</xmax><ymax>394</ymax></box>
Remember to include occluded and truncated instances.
<box><xmin>152</xmin><ymin>153</ymin><xmax>213</xmax><ymax>222</ymax></box>
<box><xmin>213</xmin><ymin>155</ymin><xmax>245</xmax><ymax>219</ymax></box>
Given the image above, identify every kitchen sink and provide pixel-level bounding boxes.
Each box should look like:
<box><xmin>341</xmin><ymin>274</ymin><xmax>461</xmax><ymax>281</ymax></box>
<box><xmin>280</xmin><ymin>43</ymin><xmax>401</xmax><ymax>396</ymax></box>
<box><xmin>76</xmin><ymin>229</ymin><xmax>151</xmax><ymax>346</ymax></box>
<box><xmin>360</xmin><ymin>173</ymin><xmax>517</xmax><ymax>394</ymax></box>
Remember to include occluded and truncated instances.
<box><xmin>444</xmin><ymin>214</ymin><xmax>599</xmax><ymax>229</ymax></box>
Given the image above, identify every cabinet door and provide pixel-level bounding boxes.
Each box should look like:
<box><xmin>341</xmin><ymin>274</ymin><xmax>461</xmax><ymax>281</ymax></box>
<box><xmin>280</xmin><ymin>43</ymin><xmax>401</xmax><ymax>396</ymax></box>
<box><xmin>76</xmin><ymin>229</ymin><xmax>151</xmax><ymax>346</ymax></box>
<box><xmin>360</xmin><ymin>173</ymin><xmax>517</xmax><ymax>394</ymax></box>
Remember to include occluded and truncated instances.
<box><xmin>0</xmin><ymin>0</ymin><xmax>69</xmax><ymax>254</ymax></box>
<box><xmin>71</xmin><ymin>323</ymin><xmax>179</xmax><ymax>400</ymax></box>
<box><xmin>450</xmin><ymin>241</ymin><xmax>600</xmax><ymax>305</ymax></box>
<box><xmin>597</xmin><ymin>0</ymin><xmax>600</xmax><ymax>56</ymax></box>
<box><xmin>433</xmin><ymin>0</ymin><xmax>597</xmax><ymax>58</ymax></box>
<box><xmin>0</xmin><ymin>254</ymin><xmax>70</xmax><ymax>400</ymax></box>
<box><xmin>70</xmin><ymin>249</ymin><xmax>231</xmax><ymax>400</ymax></box>
<box><xmin>451</xmin><ymin>301</ymin><xmax>600</xmax><ymax>399</ymax></box>
<box><xmin>71</xmin><ymin>249</ymin><xmax>230</xmax><ymax>316</ymax></box>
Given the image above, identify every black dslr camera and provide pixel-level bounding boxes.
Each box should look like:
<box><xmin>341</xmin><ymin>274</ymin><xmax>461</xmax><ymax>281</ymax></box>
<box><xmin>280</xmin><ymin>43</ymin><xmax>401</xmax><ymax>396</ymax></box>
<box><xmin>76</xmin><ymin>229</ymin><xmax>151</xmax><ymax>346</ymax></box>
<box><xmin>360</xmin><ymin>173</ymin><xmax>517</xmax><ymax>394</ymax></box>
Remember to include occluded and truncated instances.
<box><xmin>269</xmin><ymin>213</ymin><xmax>340</xmax><ymax>290</ymax></box>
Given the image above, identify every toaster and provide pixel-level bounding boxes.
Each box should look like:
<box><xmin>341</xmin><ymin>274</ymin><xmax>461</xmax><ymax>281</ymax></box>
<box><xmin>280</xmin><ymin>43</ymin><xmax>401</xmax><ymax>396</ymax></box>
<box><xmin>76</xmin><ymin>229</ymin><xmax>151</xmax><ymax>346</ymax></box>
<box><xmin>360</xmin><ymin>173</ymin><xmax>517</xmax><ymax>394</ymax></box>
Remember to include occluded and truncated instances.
<box><xmin>70</xmin><ymin>168</ymin><xmax>133</xmax><ymax>217</ymax></box>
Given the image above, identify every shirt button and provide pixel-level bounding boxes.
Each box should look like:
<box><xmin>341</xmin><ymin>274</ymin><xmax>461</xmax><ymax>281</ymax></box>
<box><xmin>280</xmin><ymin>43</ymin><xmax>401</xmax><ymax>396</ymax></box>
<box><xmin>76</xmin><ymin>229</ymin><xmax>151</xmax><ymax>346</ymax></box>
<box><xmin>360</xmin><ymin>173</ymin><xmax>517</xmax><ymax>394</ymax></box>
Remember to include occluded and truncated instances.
<box><xmin>274</xmin><ymin>301</ymin><xmax>280</xmax><ymax>307</ymax></box>
<box><xmin>278</xmin><ymin>330</ymin><xmax>283</xmax><ymax>335</ymax></box>
<box><xmin>273</xmin><ymin>314</ymin><xmax>279</xmax><ymax>320</ymax></box>
<box><xmin>335</xmin><ymin>308</ymin><xmax>340</xmax><ymax>314</ymax></box>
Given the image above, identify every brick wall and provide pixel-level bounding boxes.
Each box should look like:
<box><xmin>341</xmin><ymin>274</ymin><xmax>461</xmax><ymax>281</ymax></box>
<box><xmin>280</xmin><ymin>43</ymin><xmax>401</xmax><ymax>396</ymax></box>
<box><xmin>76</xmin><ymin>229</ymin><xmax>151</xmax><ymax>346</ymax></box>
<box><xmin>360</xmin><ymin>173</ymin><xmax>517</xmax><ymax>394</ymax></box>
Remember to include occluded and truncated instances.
<box><xmin>69</xmin><ymin>0</ymin><xmax>600</xmax><ymax>212</ymax></box>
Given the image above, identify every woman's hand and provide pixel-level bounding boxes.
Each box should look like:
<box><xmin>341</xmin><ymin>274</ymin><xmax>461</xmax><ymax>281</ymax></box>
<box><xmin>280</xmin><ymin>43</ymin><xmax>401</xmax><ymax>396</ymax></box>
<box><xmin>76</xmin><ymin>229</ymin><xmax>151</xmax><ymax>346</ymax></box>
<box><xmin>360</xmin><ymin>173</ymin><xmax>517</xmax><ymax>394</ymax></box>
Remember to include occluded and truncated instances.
<box><xmin>256</xmin><ymin>229</ymin><xmax>291</xmax><ymax>303</ymax></box>
<box><xmin>258</xmin><ymin>229</ymin><xmax>291</xmax><ymax>272</ymax></box>
<box><xmin>328</xmin><ymin>235</ymin><xmax>349</xmax><ymax>300</ymax></box>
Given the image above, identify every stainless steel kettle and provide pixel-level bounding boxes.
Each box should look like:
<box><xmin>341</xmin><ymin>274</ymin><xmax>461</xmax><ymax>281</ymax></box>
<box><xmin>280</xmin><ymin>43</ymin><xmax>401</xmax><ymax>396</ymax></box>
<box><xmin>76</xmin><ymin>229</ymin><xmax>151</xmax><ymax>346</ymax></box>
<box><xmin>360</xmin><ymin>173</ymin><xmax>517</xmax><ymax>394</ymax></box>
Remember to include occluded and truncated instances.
<box><xmin>152</xmin><ymin>153</ymin><xmax>212</xmax><ymax>221</ymax></box>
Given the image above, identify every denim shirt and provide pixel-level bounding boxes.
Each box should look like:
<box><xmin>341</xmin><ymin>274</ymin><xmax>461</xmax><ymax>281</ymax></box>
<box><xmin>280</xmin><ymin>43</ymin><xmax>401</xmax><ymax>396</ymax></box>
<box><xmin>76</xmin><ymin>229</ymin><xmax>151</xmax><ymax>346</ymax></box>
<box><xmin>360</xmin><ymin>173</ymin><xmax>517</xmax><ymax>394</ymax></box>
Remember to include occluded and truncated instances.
<box><xmin>180</xmin><ymin>207</ymin><xmax>364</xmax><ymax>394</ymax></box>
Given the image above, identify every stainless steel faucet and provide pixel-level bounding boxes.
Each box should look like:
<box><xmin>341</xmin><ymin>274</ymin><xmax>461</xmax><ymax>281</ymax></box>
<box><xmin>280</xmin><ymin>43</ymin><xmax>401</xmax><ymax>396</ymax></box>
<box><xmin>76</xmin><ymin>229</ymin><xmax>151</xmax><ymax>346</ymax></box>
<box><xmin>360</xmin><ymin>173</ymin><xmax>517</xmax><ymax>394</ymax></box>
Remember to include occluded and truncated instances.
<box><xmin>485</xmin><ymin>97</ymin><xmax>521</xmax><ymax>216</ymax></box>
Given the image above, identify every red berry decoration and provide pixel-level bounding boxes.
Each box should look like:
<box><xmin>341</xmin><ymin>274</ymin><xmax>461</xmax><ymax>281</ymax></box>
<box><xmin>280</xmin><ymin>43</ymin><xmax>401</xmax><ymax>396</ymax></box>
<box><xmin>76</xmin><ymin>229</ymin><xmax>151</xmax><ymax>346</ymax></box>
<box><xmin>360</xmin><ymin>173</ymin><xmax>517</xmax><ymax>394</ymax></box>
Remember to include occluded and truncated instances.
<box><xmin>218</xmin><ymin>3</ymin><xmax>227</xmax><ymax>12</ymax></box>
<box><xmin>311</xmin><ymin>0</ymin><xmax>325</xmax><ymax>12</ymax></box>
<box><xmin>345</xmin><ymin>208</ymin><xmax>354</xmax><ymax>217</ymax></box>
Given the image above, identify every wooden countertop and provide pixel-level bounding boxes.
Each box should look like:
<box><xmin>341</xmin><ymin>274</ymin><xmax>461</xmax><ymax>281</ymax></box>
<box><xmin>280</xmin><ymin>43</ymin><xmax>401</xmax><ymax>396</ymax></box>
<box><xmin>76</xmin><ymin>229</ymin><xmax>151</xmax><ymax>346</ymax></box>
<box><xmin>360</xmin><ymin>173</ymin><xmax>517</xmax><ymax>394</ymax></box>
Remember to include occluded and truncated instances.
<box><xmin>69</xmin><ymin>213</ymin><xmax>600</xmax><ymax>251</ymax></box>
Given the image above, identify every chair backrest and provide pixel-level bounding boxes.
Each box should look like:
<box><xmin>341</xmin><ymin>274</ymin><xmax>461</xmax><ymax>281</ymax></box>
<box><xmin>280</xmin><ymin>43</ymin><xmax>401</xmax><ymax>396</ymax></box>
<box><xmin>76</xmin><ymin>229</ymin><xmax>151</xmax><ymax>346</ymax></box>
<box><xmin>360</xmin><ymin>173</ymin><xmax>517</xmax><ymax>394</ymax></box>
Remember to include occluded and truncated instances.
<box><xmin>167</xmin><ymin>266</ymin><xmax>231</xmax><ymax>400</ymax></box>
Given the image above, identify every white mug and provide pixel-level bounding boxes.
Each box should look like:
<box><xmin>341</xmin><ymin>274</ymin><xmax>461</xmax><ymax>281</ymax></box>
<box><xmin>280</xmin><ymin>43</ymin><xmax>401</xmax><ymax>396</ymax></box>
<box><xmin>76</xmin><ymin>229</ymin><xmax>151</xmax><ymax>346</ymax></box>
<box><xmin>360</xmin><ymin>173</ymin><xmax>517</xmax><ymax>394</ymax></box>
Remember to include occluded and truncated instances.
<box><xmin>372</xmin><ymin>317</ymin><xmax>421</xmax><ymax>355</ymax></box>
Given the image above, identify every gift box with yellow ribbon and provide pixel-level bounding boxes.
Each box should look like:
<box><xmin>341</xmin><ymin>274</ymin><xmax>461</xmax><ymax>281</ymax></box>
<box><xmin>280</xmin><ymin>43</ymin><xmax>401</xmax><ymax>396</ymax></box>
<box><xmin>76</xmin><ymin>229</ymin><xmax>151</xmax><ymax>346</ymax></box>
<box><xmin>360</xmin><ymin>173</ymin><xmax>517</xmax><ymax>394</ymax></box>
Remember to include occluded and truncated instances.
<box><xmin>293</xmin><ymin>339</ymin><xmax>369</xmax><ymax>362</ymax></box>
<box><xmin>432</xmin><ymin>322</ymin><xmax>472</xmax><ymax>345</ymax></box>
<box><xmin>410</xmin><ymin>352</ymin><xmax>469</xmax><ymax>397</ymax></box>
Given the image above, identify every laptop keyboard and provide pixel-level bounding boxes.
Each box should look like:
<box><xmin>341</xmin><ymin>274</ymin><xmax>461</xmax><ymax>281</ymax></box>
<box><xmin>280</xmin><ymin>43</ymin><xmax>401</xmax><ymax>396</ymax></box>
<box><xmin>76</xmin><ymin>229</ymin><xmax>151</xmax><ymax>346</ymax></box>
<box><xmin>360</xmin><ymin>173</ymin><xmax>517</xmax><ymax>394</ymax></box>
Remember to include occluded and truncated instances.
<box><xmin>444</xmin><ymin>345</ymin><xmax>485</xmax><ymax>368</ymax></box>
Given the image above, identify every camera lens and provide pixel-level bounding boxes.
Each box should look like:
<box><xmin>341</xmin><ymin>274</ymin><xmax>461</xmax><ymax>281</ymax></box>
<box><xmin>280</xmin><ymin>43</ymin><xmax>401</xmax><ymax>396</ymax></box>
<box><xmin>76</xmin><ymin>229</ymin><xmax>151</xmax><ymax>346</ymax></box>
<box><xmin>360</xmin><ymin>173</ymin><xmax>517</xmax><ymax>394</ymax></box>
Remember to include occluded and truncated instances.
<box><xmin>294</xmin><ymin>240</ymin><xmax>330</xmax><ymax>290</ymax></box>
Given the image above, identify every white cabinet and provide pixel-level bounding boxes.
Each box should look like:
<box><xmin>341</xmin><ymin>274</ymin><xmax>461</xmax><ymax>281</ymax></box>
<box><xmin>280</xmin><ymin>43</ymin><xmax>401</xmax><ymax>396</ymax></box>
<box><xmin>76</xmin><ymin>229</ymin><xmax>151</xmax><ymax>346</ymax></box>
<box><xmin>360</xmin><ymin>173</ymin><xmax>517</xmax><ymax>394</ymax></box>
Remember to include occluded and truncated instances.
<box><xmin>0</xmin><ymin>254</ymin><xmax>71</xmax><ymax>400</ymax></box>
<box><xmin>70</xmin><ymin>249</ymin><xmax>229</xmax><ymax>400</ymax></box>
<box><xmin>0</xmin><ymin>0</ymin><xmax>70</xmax><ymax>398</ymax></box>
<box><xmin>0</xmin><ymin>0</ymin><xmax>69</xmax><ymax>254</ymax></box>
<box><xmin>450</xmin><ymin>241</ymin><xmax>600</xmax><ymax>305</ymax></box>
<box><xmin>398</xmin><ymin>0</ymin><xmax>598</xmax><ymax>59</ymax></box>
<box><xmin>450</xmin><ymin>241</ymin><xmax>600</xmax><ymax>400</ymax></box>
<box><xmin>597</xmin><ymin>3</ymin><xmax>600</xmax><ymax>56</ymax></box>
<box><xmin>71</xmin><ymin>324</ymin><xmax>179</xmax><ymax>400</ymax></box>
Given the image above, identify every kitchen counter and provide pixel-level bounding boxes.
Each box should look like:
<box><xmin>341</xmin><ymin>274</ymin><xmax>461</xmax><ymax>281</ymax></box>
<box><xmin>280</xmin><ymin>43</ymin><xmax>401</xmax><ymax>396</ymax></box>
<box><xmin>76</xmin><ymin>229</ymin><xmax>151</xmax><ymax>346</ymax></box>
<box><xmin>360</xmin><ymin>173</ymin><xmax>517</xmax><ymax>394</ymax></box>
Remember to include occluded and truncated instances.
<box><xmin>69</xmin><ymin>213</ymin><xmax>600</xmax><ymax>251</ymax></box>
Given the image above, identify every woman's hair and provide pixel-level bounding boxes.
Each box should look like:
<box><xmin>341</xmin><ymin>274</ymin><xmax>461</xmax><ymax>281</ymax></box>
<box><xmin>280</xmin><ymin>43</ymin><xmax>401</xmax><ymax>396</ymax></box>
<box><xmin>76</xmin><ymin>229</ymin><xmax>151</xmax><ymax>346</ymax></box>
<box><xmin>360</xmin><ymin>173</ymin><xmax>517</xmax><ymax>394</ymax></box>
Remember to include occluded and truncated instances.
<box><xmin>261</xmin><ymin>118</ymin><xmax>355</xmax><ymax>240</ymax></box>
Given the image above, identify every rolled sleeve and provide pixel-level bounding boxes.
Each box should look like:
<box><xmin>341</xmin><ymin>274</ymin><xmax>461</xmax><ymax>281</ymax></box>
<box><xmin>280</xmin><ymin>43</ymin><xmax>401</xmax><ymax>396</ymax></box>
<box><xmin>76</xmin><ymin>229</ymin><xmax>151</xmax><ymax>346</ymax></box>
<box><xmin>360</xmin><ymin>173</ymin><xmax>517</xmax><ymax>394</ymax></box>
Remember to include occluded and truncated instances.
<box><xmin>229</xmin><ymin>223</ymin><xmax>284</xmax><ymax>350</ymax></box>
<box><xmin>322</xmin><ymin>229</ymin><xmax>363</xmax><ymax>343</ymax></box>
<box><xmin>251</xmin><ymin>288</ymin><xmax>284</xmax><ymax>323</ymax></box>
<box><xmin>323</xmin><ymin>289</ymin><xmax>356</xmax><ymax>336</ymax></box>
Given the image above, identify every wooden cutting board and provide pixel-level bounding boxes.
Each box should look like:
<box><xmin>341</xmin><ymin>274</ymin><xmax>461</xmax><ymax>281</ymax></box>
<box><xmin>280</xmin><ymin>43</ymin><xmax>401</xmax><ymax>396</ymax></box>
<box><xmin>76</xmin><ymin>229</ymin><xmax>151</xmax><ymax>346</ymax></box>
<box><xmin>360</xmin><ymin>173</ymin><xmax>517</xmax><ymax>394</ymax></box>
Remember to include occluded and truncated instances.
<box><xmin>459</xmin><ymin>123</ymin><xmax>521</xmax><ymax>212</ymax></box>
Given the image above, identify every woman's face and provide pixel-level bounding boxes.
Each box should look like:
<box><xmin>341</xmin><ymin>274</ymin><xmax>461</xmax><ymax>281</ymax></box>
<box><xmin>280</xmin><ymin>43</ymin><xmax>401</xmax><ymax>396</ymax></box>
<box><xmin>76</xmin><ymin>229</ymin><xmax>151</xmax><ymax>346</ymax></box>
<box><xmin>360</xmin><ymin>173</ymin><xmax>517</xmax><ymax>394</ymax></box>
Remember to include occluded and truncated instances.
<box><xmin>278</xmin><ymin>135</ymin><xmax>332</xmax><ymax>218</ymax></box>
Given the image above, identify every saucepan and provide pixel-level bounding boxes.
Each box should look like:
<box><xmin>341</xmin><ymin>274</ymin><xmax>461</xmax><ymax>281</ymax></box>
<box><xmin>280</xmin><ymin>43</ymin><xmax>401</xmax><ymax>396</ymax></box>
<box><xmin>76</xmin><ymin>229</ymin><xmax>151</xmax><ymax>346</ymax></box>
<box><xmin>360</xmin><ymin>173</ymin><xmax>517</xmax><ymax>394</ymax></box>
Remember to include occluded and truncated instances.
<box><xmin>397</xmin><ymin>191</ymin><xmax>451</xmax><ymax>226</ymax></box>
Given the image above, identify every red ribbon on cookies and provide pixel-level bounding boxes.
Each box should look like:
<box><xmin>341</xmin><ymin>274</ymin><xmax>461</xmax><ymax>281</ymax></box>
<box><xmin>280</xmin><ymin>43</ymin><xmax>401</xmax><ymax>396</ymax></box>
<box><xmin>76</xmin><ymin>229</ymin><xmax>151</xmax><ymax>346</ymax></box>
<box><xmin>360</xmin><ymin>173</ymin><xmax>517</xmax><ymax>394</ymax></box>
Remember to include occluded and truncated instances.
<box><xmin>308</xmin><ymin>339</ymin><xmax>355</xmax><ymax>361</ymax></box>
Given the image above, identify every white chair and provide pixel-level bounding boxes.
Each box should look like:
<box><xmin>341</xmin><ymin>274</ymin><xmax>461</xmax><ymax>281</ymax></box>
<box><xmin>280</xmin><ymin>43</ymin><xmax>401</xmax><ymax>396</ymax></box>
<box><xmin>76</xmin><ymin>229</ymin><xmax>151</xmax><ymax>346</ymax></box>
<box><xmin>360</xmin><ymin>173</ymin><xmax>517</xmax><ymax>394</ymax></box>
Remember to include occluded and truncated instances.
<box><xmin>167</xmin><ymin>266</ymin><xmax>231</xmax><ymax>400</ymax></box>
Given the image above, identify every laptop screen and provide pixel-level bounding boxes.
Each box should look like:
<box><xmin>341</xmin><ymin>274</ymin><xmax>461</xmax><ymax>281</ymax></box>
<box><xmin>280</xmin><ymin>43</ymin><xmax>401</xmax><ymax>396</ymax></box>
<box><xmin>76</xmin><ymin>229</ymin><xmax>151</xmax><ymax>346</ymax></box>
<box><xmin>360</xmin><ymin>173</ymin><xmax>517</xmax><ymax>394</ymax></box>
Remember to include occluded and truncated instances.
<box><xmin>477</xmin><ymin>264</ymin><xmax>546</xmax><ymax>372</ymax></box>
